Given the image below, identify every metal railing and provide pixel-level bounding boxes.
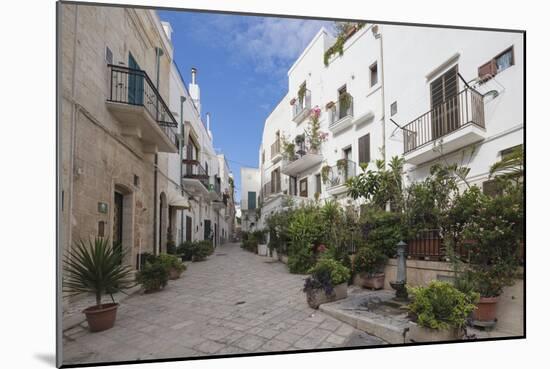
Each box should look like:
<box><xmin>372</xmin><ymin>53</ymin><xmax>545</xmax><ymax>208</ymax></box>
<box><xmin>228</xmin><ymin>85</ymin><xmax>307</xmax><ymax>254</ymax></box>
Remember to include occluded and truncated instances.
<box><xmin>292</xmin><ymin>89</ymin><xmax>312</xmax><ymax>121</ymax></box>
<box><xmin>325</xmin><ymin>159</ymin><xmax>356</xmax><ymax>189</ymax></box>
<box><xmin>403</xmin><ymin>87</ymin><xmax>485</xmax><ymax>154</ymax></box>
<box><xmin>329</xmin><ymin>94</ymin><xmax>354</xmax><ymax>126</ymax></box>
<box><xmin>271</xmin><ymin>139</ymin><xmax>281</xmax><ymax>159</ymax></box>
<box><xmin>107</xmin><ymin>64</ymin><xmax>178</xmax><ymax>147</ymax></box>
<box><xmin>407</xmin><ymin>229</ymin><xmax>469</xmax><ymax>260</ymax></box>
<box><xmin>182</xmin><ymin>159</ymin><xmax>209</xmax><ymax>190</ymax></box>
<box><xmin>210</xmin><ymin>176</ymin><xmax>221</xmax><ymax>196</ymax></box>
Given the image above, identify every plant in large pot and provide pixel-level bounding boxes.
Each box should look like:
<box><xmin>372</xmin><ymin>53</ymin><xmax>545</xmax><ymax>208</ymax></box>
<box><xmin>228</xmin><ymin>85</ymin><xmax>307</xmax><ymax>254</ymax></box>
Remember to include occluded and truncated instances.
<box><xmin>460</xmin><ymin>181</ymin><xmax>523</xmax><ymax>323</ymax></box>
<box><xmin>158</xmin><ymin>253</ymin><xmax>186</xmax><ymax>280</ymax></box>
<box><xmin>407</xmin><ymin>281</ymin><xmax>478</xmax><ymax>342</ymax></box>
<box><xmin>63</xmin><ymin>238</ymin><xmax>135</xmax><ymax>332</ymax></box>
<box><xmin>353</xmin><ymin>245</ymin><xmax>388</xmax><ymax>290</ymax></box>
<box><xmin>136</xmin><ymin>258</ymin><xmax>169</xmax><ymax>293</ymax></box>
<box><xmin>303</xmin><ymin>257</ymin><xmax>350</xmax><ymax>309</ymax></box>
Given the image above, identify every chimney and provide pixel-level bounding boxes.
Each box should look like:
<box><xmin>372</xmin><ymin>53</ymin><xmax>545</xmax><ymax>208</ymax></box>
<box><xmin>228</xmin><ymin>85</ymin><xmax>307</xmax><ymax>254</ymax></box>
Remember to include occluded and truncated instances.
<box><xmin>189</xmin><ymin>67</ymin><xmax>201</xmax><ymax>114</ymax></box>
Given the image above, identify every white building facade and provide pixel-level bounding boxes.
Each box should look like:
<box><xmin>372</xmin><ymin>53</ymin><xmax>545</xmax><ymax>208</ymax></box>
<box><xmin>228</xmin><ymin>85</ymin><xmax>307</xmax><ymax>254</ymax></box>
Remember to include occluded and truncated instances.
<box><xmin>247</xmin><ymin>23</ymin><xmax>523</xmax><ymax>229</ymax></box>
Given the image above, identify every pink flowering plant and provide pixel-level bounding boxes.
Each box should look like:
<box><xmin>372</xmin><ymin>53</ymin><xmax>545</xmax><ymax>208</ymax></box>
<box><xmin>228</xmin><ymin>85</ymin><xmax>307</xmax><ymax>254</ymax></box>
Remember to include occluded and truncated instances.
<box><xmin>305</xmin><ymin>106</ymin><xmax>328</xmax><ymax>152</ymax></box>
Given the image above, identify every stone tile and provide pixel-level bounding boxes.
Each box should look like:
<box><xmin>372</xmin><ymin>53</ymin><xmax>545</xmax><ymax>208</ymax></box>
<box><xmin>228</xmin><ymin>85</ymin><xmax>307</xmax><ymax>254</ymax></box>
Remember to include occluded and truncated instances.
<box><xmin>193</xmin><ymin>340</ymin><xmax>226</xmax><ymax>354</ymax></box>
<box><xmin>273</xmin><ymin>331</ymin><xmax>303</xmax><ymax>345</ymax></box>
<box><xmin>293</xmin><ymin>328</ymin><xmax>332</xmax><ymax>349</ymax></box>
<box><xmin>335</xmin><ymin>324</ymin><xmax>355</xmax><ymax>337</ymax></box>
<box><xmin>257</xmin><ymin>328</ymin><xmax>280</xmax><ymax>339</ymax></box>
<box><xmin>234</xmin><ymin>335</ymin><xmax>266</xmax><ymax>351</ymax></box>
<box><xmin>319</xmin><ymin>319</ymin><xmax>343</xmax><ymax>332</ymax></box>
<box><xmin>325</xmin><ymin>333</ymin><xmax>347</xmax><ymax>345</ymax></box>
<box><xmin>260</xmin><ymin>339</ymin><xmax>291</xmax><ymax>352</ymax></box>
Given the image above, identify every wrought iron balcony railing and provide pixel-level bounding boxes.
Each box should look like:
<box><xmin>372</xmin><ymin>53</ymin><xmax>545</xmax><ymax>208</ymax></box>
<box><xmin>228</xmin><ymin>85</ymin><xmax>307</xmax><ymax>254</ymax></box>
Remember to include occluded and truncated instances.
<box><xmin>292</xmin><ymin>89</ymin><xmax>312</xmax><ymax>122</ymax></box>
<box><xmin>329</xmin><ymin>94</ymin><xmax>354</xmax><ymax>126</ymax></box>
<box><xmin>271</xmin><ymin>139</ymin><xmax>281</xmax><ymax>159</ymax></box>
<box><xmin>182</xmin><ymin>159</ymin><xmax>209</xmax><ymax>190</ymax></box>
<box><xmin>107</xmin><ymin>64</ymin><xmax>178</xmax><ymax>147</ymax></box>
<box><xmin>325</xmin><ymin>159</ymin><xmax>356</xmax><ymax>189</ymax></box>
<box><xmin>402</xmin><ymin>87</ymin><xmax>485</xmax><ymax>154</ymax></box>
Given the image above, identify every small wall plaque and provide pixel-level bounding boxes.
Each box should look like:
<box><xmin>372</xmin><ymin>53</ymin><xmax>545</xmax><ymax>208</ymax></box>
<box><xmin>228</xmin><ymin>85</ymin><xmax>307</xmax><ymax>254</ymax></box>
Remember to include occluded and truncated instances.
<box><xmin>98</xmin><ymin>202</ymin><xmax>108</xmax><ymax>214</ymax></box>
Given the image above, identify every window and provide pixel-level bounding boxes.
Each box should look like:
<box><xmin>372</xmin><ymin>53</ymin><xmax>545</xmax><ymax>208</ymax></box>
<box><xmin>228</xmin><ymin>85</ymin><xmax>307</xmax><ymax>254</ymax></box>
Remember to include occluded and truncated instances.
<box><xmin>500</xmin><ymin>144</ymin><xmax>522</xmax><ymax>159</ymax></box>
<box><xmin>299</xmin><ymin>177</ymin><xmax>308</xmax><ymax>198</ymax></box>
<box><xmin>496</xmin><ymin>47</ymin><xmax>514</xmax><ymax>73</ymax></box>
<box><xmin>105</xmin><ymin>46</ymin><xmax>113</xmax><ymax>64</ymax></box>
<box><xmin>478</xmin><ymin>46</ymin><xmax>514</xmax><ymax>81</ymax></box>
<box><xmin>391</xmin><ymin>101</ymin><xmax>398</xmax><ymax>116</ymax></box>
<box><xmin>315</xmin><ymin>174</ymin><xmax>322</xmax><ymax>194</ymax></box>
<box><xmin>262</xmin><ymin>150</ymin><xmax>265</xmax><ymax>164</ymax></box>
<box><xmin>271</xmin><ymin>168</ymin><xmax>281</xmax><ymax>193</ymax></box>
<box><xmin>247</xmin><ymin>191</ymin><xmax>256</xmax><ymax>210</ymax></box>
<box><xmin>358</xmin><ymin>133</ymin><xmax>370</xmax><ymax>165</ymax></box>
<box><xmin>133</xmin><ymin>175</ymin><xmax>140</xmax><ymax>187</ymax></box>
<box><xmin>369</xmin><ymin>62</ymin><xmax>378</xmax><ymax>87</ymax></box>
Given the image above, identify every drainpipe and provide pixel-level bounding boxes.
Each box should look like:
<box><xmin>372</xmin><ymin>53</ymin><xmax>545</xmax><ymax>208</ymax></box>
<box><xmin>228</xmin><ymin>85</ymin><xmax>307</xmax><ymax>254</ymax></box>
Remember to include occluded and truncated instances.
<box><xmin>180</xmin><ymin>95</ymin><xmax>185</xmax><ymax>243</ymax></box>
<box><xmin>153</xmin><ymin>47</ymin><xmax>163</xmax><ymax>255</ymax></box>
<box><xmin>372</xmin><ymin>25</ymin><xmax>386</xmax><ymax>165</ymax></box>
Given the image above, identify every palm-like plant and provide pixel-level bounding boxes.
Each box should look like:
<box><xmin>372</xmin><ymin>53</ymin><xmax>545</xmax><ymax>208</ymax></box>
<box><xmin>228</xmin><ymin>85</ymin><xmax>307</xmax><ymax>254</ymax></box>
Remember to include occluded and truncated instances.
<box><xmin>63</xmin><ymin>238</ymin><xmax>135</xmax><ymax>307</ymax></box>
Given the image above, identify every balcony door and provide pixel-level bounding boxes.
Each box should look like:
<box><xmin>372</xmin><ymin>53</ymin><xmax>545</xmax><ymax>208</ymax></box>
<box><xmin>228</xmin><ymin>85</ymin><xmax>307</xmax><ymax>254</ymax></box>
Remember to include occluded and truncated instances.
<box><xmin>271</xmin><ymin>168</ymin><xmax>281</xmax><ymax>194</ymax></box>
<box><xmin>430</xmin><ymin>65</ymin><xmax>459</xmax><ymax>140</ymax></box>
<box><xmin>299</xmin><ymin>178</ymin><xmax>308</xmax><ymax>198</ymax></box>
<box><xmin>128</xmin><ymin>53</ymin><xmax>143</xmax><ymax>105</ymax></box>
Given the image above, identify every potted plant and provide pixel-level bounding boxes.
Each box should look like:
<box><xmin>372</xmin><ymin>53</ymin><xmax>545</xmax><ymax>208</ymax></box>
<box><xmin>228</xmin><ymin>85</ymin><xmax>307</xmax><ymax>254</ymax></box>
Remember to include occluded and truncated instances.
<box><xmin>297</xmin><ymin>84</ymin><xmax>307</xmax><ymax>104</ymax></box>
<box><xmin>407</xmin><ymin>281</ymin><xmax>478</xmax><ymax>342</ymax></box>
<box><xmin>136</xmin><ymin>258</ymin><xmax>169</xmax><ymax>293</ymax></box>
<box><xmin>321</xmin><ymin>165</ymin><xmax>331</xmax><ymax>184</ymax></box>
<box><xmin>158</xmin><ymin>253</ymin><xmax>186</xmax><ymax>280</ymax></box>
<box><xmin>353</xmin><ymin>246</ymin><xmax>388</xmax><ymax>289</ymax></box>
<box><xmin>303</xmin><ymin>257</ymin><xmax>350</xmax><ymax>309</ymax></box>
<box><xmin>63</xmin><ymin>238</ymin><xmax>135</xmax><ymax>332</ymax></box>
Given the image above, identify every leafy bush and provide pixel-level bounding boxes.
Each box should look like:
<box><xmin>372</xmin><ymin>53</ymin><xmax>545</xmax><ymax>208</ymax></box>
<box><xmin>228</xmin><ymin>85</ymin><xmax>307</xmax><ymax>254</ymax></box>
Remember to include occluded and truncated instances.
<box><xmin>407</xmin><ymin>281</ymin><xmax>478</xmax><ymax>330</ymax></box>
<box><xmin>305</xmin><ymin>257</ymin><xmax>351</xmax><ymax>294</ymax></box>
<box><xmin>166</xmin><ymin>240</ymin><xmax>177</xmax><ymax>255</ymax></box>
<box><xmin>353</xmin><ymin>246</ymin><xmax>387</xmax><ymax>275</ymax></box>
<box><xmin>63</xmin><ymin>238</ymin><xmax>135</xmax><ymax>307</ymax></box>
<box><xmin>136</xmin><ymin>261</ymin><xmax>169</xmax><ymax>292</ymax></box>
<box><xmin>361</xmin><ymin>208</ymin><xmax>405</xmax><ymax>258</ymax></box>
<box><xmin>157</xmin><ymin>254</ymin><xmax>186</xmax><ymax>273</ymax></box>
<box><xmin>177</xmin><ymin>240</ymin><xmax>214</xmax><ymax>262</ymax></box>
<box><xmin>287</xmin><ymin>207</ymin><xmax>324</xmax><ymax>273</ymax></box>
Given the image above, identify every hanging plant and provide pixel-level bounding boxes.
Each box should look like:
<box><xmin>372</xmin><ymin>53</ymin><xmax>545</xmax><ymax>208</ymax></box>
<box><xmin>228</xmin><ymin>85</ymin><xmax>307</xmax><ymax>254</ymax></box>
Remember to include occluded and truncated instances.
<box><xmin>298</xmin><ymin>84</ymin><xmax>307</xmax><ymax>103</ymax></box>
<box><xmin>339</xmin><ymin>92</ymin><xmax>352</xmax><ymax>114</ymax></box>
<box><xmin>280</xmin><ymin>135</ymin><xmax>296</xmax><ymax>161</ymax></box>
<box><xmin>321</xmin><ymin>165</ymin><xmax>331</xmax><ymax>184</ymax></box>
<box><xmin>295</xmin><ymin>134</ymin><xmax>306</xmax><ymax>145</ymax></box>
<box><xmin>337</xmin><ymin>158</ymin><xmax>348</xmax><ymax>173</ymax></box>
<box><xmin>305</xmin><ymin>106</ymin><xmax>327</xmax><ymax>152</ymax></box>
<box><xmin>323</xmin><ymin>22</ymin><xmax>366</xmax><ymax>67</ymax></box>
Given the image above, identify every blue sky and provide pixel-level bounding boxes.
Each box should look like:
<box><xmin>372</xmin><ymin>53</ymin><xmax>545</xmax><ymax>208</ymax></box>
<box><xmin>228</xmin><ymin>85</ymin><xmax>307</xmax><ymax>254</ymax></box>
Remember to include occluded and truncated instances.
<box><xmin>158</xmin><ymin>10</ymin><xmax>332</xmax><ymax>203</ymax></box>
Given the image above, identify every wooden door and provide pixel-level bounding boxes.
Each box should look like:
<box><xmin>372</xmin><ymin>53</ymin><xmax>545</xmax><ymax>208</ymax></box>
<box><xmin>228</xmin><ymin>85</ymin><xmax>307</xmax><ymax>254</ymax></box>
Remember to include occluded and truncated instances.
<box><xmin>299</xmin><ymin>178</ymin><xmax>308</xmax><ymax>198</ymax></box>
<box><xmin>113</xmin><ymin>192</ymin><xmax>123</xmax><ymax>262</ymax></box>
<box><xmin>185</xmin><ymin>216</ymin><xmax>192</xmax><ymax>242</ymax></box>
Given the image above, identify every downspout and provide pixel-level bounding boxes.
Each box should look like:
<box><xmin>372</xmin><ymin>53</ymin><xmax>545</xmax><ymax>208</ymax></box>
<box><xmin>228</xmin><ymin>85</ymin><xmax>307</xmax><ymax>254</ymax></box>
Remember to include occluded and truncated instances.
<box><xmin>373</xmin><ymin>25</ymin><xmax>386</xmax><ymax>165</ymax></box>
<box><xmin>180</xmin><ymin>95</ymin><xmax>185</xmax><ymax>243</ymax></box>
<box><xmin>153</xmin><ymin>47</ymin><xmax>163</xmax><ymax>255</ymax></box>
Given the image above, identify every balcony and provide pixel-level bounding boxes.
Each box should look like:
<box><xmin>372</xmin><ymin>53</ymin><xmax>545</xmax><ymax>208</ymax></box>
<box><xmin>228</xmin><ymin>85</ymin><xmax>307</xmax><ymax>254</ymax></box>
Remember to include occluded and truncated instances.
<box><xmin>328</xmin><ymin>94</ymin><xmax>354</xmax><ymax>133</ymax></box>
<box><xmin>402</xmin><ymin>87</ymin><xmax>486</xmax><ymax>165</ymax></box>
<box><xmin>271</xmin><ymin>139</ymin><xmax>282</xmax><ymax>163</ymax></box>
<box><xmin>324</xmin><ymin>159</ymin><xmax>356</xmax><ymax>196</ymax></box>
<box><xmin>208</xmin><ymin>176</ymin><xmax>222</xmax><ymax>201</ymax></box>
<box><xmin>105</xmin><ymin>64</ymin><xmax>178</xmax><ymax>153</ymax></box>
<box><xmin>280</xmin><ymin>142</ymin><xmax>323</xmax><ymax>177</ymax></box>
<box><xmin>292</xmin><ymin>89</ymin><xmax>312</xmax><ymax>123</ymax></box>
<box><xmin>262</xmin><ymin>180</ymin><xmax>282</xmax><ymax>203</ymax></box>
<box><xmin>181</xmin><ymin>159</ymin><xmax>210</xmax><ymax>198</ymax></box>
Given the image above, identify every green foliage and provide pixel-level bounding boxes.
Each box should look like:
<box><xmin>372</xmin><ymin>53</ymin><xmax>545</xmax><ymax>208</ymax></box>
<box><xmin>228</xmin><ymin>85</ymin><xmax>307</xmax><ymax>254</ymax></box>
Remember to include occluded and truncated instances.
<box><xmin>347</xmin><ymin>156</ymin><xmax>405</xmax><ymax>212</ymax></box>
<box><xmin>321</xmin><ymin>165</ymin><xmax>331</xmax><ymax>184</ymax></box>
<box><xmin>266</xmin><ymin>210</ymin><xmax>293</xmax><ymax>255</ymax></box>
<box><xmin>298</xmin><ymin>83</ymin><xmax>307</xmax><ymax>103</ymax></box>
<box><xmin>177</xmin><ymin>240</ymin><xmax>214</xmax><ymax>262</ymax></box>
<box><xmin>489</xmin><ymin>145</ymin><xmax>523</xmax><ymax>183</ymax></box>
<box><xmin>63</xmin><ymin>238</ymin><xmax>135</xmax><ymax>307</ymax></box>
<box><xmin>407</xmin><ymin>281</ymin><xmax>479</xmax><ymax>330</ymax></box>
<box><xmin>353</xmin><ymin>246</ymin><xmax>388</xmax><ymax>275</ymax></box>
<box><xmin>308</xmin><ymin>257</ymin><xmax>351</xmax><ymax>286</ymax></box>
<box><xmin>361</xmin><ymin>208</ymin><xmax>405</xmax><ymax>258</ymax></box>
<box><xmin>287</xmin><ymin>206</ymin><xmax>324</xmax><ymax>273</ymax></box>
<box><xmin>136</xmin><ymin>260</ymin><xmax>169</xmax><ymax>292</ymax></box>
<box><xmin>280</xmin><ymin>135</ymin><xmax>296</xmax><ymax>161</ymax></box>
<box><xmin>157</xmin><ymin>253</ymin><xmax>186</xmax><ymax>273</ymax></box>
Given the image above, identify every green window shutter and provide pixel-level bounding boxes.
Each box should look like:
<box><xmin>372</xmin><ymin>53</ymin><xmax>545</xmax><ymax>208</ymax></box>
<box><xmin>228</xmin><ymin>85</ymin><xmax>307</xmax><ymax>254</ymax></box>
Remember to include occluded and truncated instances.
<box><xmin>248</xmin><ymin>191</ymin><xmax>256</xmax><ymax>210</ymax></box>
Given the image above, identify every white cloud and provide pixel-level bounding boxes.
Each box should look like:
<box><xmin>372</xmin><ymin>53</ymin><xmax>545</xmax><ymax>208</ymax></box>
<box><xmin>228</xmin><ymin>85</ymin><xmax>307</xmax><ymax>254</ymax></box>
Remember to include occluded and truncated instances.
<box><xmin>188</xmin><ymin>14</ymin><xmax>332</xmax><ymax>76</ymax></box>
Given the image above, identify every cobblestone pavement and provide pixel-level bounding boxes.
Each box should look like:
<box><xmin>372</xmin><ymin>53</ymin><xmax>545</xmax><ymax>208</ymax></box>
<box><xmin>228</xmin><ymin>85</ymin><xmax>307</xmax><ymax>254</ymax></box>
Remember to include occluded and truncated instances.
<box><xmin>63</xmin><ymin>243</ymin><xmax>385</xmax><ymax>365</ymax></box>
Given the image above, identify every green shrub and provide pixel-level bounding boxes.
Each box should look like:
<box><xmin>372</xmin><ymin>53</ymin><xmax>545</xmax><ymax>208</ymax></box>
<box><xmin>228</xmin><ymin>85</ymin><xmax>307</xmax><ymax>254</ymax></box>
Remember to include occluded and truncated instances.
<box><xmin>308</xmin><ymin>257</ymin><xmax>350</xmax><ymax>286</ymax></box>
<box><xmin>136</xmin><ymin>261</ymin><xmax>169</xmax><ymax>292</ymax></box>
<box><xmin>407</xmin><ymin>281</ymin><xmax>478</xmax><ymax>330</ymax></box>
<box><xmin>177</xmin><ymin>241</ymin><xmax>195</xmax><ymax>261</ymax></box>
<box><xmin>288</xmin><ymin>241</ymin><xmax>316</xmax><ymax>274</ymax></box>
<box><xmin>157</xmin><ymin>253</ymin><xmax>186</xmax><ymax>273</ymax></box>
<box><xmin>194</xmin><ymin>240</ymin><xmax>214</xmax><ymax>261</ymax></box>
<box><xmin>353</xmin><ymin>246</ymin><xmax>387</xmax><ymax>275</ymax></box>
<box><xmin>287</xmin><ymin>207</ymin><xmax>324</xmax><ymax>274</ymax></box>
<box><xmin>362</xmin><ymin>209</ymin><xmax>405</xmax><ymax>258</ymax></box>
<box><xmin>166</xmin><ymin>240</ymin><xmax>177</xmax><ymax>255</ymax></box>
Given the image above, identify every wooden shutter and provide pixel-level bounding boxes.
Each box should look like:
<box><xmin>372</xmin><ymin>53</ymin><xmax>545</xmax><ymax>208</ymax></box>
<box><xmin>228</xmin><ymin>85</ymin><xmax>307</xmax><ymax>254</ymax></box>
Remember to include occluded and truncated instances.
<box><xmin>358</xmin><ymin>133</ymin><xmax>370</xmax><ymax>165</ymax></box>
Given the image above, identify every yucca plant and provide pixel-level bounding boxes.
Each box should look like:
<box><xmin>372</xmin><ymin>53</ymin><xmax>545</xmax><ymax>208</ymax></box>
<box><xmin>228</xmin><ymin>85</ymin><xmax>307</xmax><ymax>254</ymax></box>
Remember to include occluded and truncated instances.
<box><xmin>63</xmin><ymin>237</ymin><xmax>135</xmax><ymax>307</ymax></box>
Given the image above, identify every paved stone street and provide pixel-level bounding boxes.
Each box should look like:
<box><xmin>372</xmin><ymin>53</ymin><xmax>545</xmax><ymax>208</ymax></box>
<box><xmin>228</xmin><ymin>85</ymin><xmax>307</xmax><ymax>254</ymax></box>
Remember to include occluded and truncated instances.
<box><xmin>63</xmin><ymin>243</ymin><xmax>384</xmax><ymax>365</ymax></box>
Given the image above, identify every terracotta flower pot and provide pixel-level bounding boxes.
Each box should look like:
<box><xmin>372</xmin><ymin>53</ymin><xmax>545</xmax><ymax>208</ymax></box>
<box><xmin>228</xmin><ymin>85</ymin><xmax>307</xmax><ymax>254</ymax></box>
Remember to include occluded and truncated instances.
<box><xmin>83</xmin><ymin>303</ymin><xmax>119</xmax><ymax>332</ymax></box>
<box><xmin>169</xmin><ymin>268</ymin><xmax>182</xmax><ymax>280</ymax></box>
<box><xmin>473</xmin><ymin>296</ymin><xmax>499</xmax><ymax>322</ymax></box>
<box><xmin>306</xmin><ymin>283</ymin><xmax>348</xmax><ymax>309</ymax></box>
<box><xmin>361</xmin><ymin>272</ymin><xmax>385</xmax><ymax>290</ymax></box>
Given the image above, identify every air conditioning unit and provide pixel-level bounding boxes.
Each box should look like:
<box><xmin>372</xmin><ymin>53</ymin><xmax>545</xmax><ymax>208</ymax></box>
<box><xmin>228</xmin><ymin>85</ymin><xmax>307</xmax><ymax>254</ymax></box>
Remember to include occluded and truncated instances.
<box><xmin>478</xmin><ymin>59</ymin><xmax>497</xmax><ymax>82</ymax></box>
